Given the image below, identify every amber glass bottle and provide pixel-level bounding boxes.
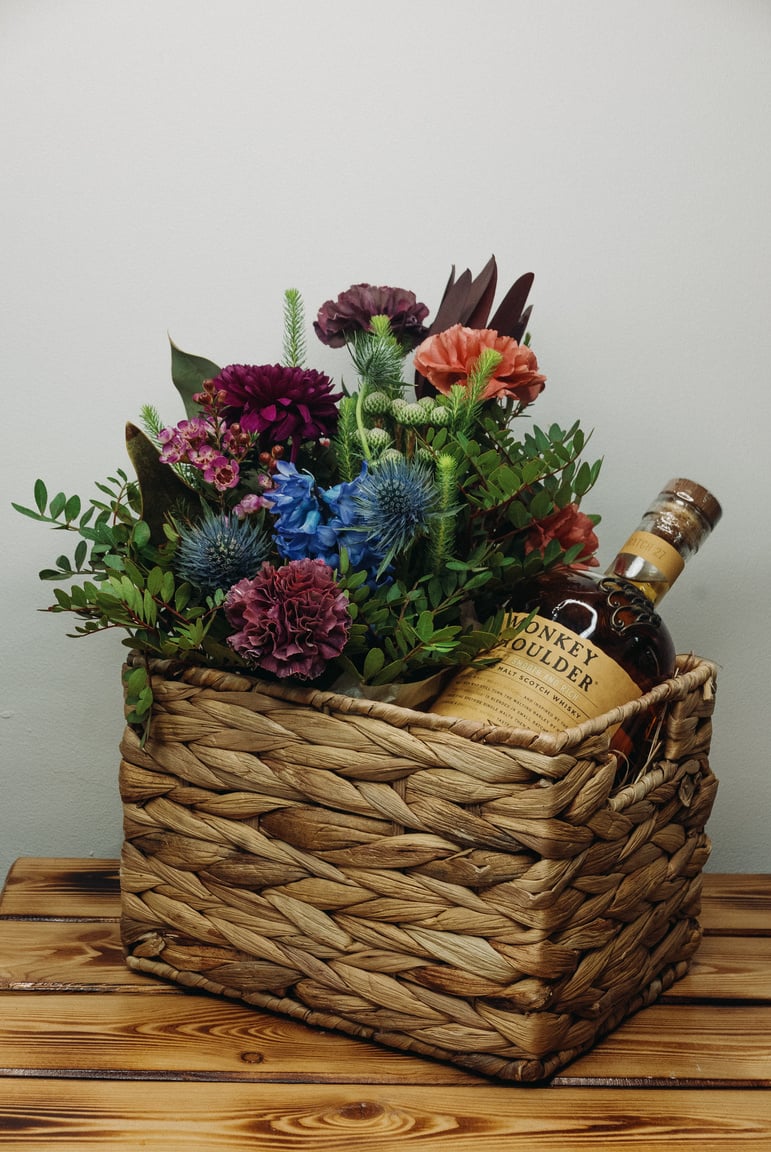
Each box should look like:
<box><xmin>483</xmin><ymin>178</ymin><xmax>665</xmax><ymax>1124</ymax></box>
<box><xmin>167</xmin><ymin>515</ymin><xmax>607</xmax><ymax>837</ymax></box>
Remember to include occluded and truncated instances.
<box><xmin>431</xmin><ymin>479</ymin><xmax>721</xmax><ymax>738</ymax></box>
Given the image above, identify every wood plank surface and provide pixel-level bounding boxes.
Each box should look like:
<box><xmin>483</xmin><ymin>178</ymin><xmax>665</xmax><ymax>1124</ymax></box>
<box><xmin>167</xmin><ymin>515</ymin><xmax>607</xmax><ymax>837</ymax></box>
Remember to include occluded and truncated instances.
<box><xmin>0</xmin><ymin>992</ymin><xmax>482</xmax><ymax>1085</ymax></box>
<box><xmin>0</xmin><ymin>922</ymin><xmax>164</xmax><ymax>991</ymax></box>
<box><xmin>1</xmin><ymin>992</ymin><xmax>768</xmax><ymax>1087</ymax></box>
<box><xmin>0</xmin><ymin>859</ymin><xmax>120</xmax><ymax>919</ymax></box>
<box><xmin>662</xmin><ymin>935</ymin><xmax>771</xmax><ymax>1001</ymax></box>
<box><xmin>1</xmin><ymin>859</ymin><xmax>770</xmax><ymax>1150</ymax></box>
<box><xmin>1</xmin><ymin>1081</ymin><xmax>769</xmax><ymax>1152</ymax></box>
<box><xmin>697</xmin><ymin>873</ymin><xmax>771</xmax><ymax>935</ymax></box>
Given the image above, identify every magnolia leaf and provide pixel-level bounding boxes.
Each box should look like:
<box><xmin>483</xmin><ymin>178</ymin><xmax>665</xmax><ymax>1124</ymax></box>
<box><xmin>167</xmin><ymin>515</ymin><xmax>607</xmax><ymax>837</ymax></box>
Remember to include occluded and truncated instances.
<box><xmin>169</xmin><ymin>339</ymin><xmax>222</xmax><ymax>419</ymax></box>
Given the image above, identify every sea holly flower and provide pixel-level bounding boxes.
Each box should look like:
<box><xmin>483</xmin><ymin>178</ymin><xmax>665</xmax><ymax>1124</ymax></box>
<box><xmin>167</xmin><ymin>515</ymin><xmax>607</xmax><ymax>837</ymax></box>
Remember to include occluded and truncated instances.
<box><xmin>314</xmin><ymin>284</ymin><xmax>429</xmax><ymax>349</ymax></box>
<box><xmin>214</xmin><ymin>363</ymin><xmax>341</xmax><ymax>460</ymax></box>
<box><xmin>175</xmin><ymin>506</ymin><xmax>272</xmax><ymax>595</ymax></box>
<box><xmin>224</xmin><ymin>557</ymin><xmax>350</xmax><ymax>679</ymax></box>
<box><xmin>413</xmin><ymin>324</ymin><xmax>546</xmax><ymax>405</ymax></box>
<box><xmin>352</xmin><ymin>455</ymin><xmax>440</xmax><ymax>563</ymax></box>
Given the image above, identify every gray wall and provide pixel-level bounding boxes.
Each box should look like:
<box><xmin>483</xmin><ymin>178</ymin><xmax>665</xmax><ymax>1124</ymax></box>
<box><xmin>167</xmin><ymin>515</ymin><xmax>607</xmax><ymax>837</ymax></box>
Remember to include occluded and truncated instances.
<box><xmin>2</xmin><ymin>0</ymin><xmax>769</xmax><ymax>882</ymax></box>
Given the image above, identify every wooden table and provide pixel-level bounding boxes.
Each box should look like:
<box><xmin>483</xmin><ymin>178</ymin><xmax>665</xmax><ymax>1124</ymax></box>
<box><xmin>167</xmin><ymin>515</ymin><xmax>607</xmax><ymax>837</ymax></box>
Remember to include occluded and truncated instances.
<box><xmin>0</xmin><ymin>859</ymin><xmax>769</xmax><ymax>1149</ymax></box>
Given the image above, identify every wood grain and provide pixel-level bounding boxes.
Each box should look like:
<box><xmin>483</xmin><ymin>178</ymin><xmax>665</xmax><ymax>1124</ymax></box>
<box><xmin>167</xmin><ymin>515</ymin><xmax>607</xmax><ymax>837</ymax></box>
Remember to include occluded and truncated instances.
<box><xmin>1</xmin><ymin>859</ymin><xmax>770</xmax><ymax>1149</ymax></box>
<box><xmin>0</xmin><ymin>922</ymin><xmax>163</xmax><ymax>991</ymax></box>
<box><xmin>1</xmin><ymin>1081</ymin><xmax>769</xmax><ymax>1151</ymax></box>
<box><xmin>0</xmin><ymin>858</ymin><xmax>120</xmax><ymax>919</ymax></box>
<box><xmin>698</xmin><ymin>874</ymin><xmax>771</xmax><ymax>936</ymax></box>
<box><xmin>0</xmin><ymin>991</ymin><xmax>481</xmax><ymax>1085</ymax></box>
<box><xmin>1</xmin><ymin>992</ymin><xmax>768</xmax><ymax>1087</ymax></box>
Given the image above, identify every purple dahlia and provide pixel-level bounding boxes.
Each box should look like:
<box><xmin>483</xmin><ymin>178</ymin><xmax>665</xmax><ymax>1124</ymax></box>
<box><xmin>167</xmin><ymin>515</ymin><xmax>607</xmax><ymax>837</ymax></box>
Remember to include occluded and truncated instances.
<box><xmin>224</xmin><ymin>557</ymin><xmax>350</xmax><ymax>680</ymax></box>
<box><xmin>314</xmin><ymin>283</ymin><xmax>429</xmax><ymax>349</ymax></box>
<box><xmin>214</xmin><ymin>363</ymin><xmax>341</xmax><ymax>460</ymax></box>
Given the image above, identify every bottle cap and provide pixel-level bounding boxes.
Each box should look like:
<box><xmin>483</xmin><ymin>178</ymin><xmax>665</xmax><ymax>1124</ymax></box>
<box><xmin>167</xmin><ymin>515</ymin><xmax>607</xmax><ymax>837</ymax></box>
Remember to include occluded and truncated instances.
<box><xmin>663</xmin><ymin>479</ymin><xmax>722</xmax><ymax>531</ymax></box>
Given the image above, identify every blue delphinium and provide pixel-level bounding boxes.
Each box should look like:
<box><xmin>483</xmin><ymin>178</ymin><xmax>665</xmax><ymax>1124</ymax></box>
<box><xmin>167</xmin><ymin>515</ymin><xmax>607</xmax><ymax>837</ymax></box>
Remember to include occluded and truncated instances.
<box><xmin>175</xmin><ymin>505</ymin><xmax>272</xmax><ymax>595</ymax></box>
<box><xmin>319</xmin><ymin>468</ymin><xmax>388</xmax><ymax>580</ymax></box>
<box><xmin>265</xmin><ymin>461</ymin><xmax>324</xmax><ymax>561</ymax></box>
<box><xmin>267</xmin><ymin>461</ymin><xmax>386</xmax><ymax>584</ymax></box>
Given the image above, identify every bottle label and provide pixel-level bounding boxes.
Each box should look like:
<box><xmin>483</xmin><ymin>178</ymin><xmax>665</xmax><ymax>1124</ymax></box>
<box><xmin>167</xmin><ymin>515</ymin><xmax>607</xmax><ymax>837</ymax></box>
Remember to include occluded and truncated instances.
<box><xmin>432</xmin><ymin>611</ymin><xmax>641</xmax><ymax>732</ymax></box>
<box><xmin>617</xmin><ymin>530</ymin><xmax>684</xmax><ymax>583</ymax></box>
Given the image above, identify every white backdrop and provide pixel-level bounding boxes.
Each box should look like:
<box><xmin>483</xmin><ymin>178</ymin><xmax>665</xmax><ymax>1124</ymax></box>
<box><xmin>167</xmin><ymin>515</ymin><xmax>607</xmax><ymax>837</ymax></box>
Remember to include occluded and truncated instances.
<box><xmin>2</xmin><ymin>0</ymin><xmax>769</xmax><ymax>882</ymax></box>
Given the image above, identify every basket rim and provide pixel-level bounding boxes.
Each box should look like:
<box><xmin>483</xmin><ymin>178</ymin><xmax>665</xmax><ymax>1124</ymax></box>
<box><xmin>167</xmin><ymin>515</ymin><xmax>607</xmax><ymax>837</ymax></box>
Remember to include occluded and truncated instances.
<box><xmin>129</xmin><ymin>652</ymin><xmax>717</xmax><ymax>756</ymax></box>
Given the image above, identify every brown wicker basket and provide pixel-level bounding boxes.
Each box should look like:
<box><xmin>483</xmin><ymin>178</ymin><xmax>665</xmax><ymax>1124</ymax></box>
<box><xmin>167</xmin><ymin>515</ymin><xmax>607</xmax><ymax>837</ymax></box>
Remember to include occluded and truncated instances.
<box><xmin>119</xmin><ymin>654</ymin><xmax>718</xmax><ymax>1082</ymax></box>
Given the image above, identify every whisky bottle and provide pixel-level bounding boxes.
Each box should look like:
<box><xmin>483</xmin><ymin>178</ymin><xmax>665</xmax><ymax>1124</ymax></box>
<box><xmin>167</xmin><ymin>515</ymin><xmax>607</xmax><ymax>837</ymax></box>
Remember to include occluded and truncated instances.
<box><xmin>431</xmin><ymin>479</ymin><xmax>721</xmax><ymax>737</ymax></box>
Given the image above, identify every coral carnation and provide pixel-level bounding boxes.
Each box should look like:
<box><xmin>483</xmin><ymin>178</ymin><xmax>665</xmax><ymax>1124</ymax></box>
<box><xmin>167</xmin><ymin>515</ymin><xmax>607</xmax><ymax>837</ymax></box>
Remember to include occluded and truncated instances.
<box><xmin>525</xmin><ymin>504</ymin><xmax>599</xmax><ymax>567</ymax></box>
<box><xmin>314</xmin><ymin>284</ymin><xmax>429</xmax><ymax>349</ymax></box>
<box><xmin>224</xmin><ymin>558</ymin><xmax>350</xmax><ymax>679</ymax></box>
<box><xmin>413</xmin><ymin>324</ymin><xmax>546</xmax><ymax>405</ymax></box>
<box><xmin>214</xmin><ymin>363</ymin><xmax>341</xmax><ymax>460</ymax></box>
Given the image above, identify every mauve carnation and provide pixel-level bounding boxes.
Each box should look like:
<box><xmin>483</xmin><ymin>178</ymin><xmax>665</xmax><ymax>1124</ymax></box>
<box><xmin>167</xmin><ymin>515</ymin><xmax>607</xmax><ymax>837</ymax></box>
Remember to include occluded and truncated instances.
<box><xmin>214</xmin><ymin>363</ymin><xmax>341</xmax><ymax>459</ymax></box>
<box><xmin>224</xmin><ymin>558</ymin><xmax>350</xmax><ymax>680</ymax></box>
<box><xmin>314</xmin><ymin>284</ymin><xmax>429</xmax><ymax>349</ymax></box>
<box><xmin>525</xmin><ymin>504</ymin><xmax>599</xmax><ymax>567</ymax></box>
<box><xmin>413</xmin><ymin>324</ymin><xmax>546</xmax><ymax>405</ymax></box>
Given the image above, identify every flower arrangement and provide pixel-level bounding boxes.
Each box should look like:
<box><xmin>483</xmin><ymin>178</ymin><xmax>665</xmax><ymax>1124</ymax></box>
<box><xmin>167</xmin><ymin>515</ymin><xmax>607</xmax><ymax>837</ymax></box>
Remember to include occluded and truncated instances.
<box><xmin>14</xmin><ymin>257</ymin><xmax>602</xmax><ymax>729</ymax></box>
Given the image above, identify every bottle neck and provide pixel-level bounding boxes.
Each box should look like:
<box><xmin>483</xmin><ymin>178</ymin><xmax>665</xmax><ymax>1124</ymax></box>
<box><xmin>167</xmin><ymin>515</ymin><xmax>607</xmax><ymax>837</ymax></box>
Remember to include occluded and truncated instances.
<box><xmin>606</xmin><ymin>530</ymin><xmax>684</xmax><ymax>606</ymax></box>
<box><xmin>605</xmin><ymin>480</ymin><xmax>721</xmax><ymax>607</ymax></box>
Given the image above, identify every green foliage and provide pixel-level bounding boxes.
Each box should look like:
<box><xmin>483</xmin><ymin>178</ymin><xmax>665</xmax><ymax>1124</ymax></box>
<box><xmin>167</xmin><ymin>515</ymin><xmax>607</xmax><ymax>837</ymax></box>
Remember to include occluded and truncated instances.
<box><xmin>335</xmin><ymin>541</ymin><xmax>520</xmax><ymax>686</ymax></box>
<box><xmin>282</xmin><ymin>288</ymin><xmax>307</xmax><ymax>367</ymax></box>
<box><xmin>15</xmin><ymin>275</ymin><xmax>604</xmax><ymax>734</ymax></box>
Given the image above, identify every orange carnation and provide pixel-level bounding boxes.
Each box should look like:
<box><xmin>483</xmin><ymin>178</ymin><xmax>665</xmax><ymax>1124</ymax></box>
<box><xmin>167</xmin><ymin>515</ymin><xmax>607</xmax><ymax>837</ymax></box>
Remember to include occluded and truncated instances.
<box><xmin>524</xmin><ymin>504</ymin><xmax>600</xmax><ymax>567</ymax></box>
<box><xmin>413</xmin><ymin>324</ymin><xmax>546</xmax><ymax>404</ymax></box>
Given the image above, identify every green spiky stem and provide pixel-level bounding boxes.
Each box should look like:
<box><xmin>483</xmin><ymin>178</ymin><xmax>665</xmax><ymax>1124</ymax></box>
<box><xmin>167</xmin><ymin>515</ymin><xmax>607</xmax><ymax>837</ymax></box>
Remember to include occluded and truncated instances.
<box><xmin>429</xmin><ymin>452</ymin><xmax>459</xmax><ymax>574</ymax></box>
<box><xmin>282</xmin><ymin>289</ymin><xmax>306</xmax><ymax>367</ymax></box>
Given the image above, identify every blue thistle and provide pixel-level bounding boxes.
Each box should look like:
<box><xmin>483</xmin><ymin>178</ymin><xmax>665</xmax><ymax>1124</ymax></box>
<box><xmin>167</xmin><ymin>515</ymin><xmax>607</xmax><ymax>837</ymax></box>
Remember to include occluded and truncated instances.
<box><xmin>175</xmin><ymin>506</ymin><xmax>271</xmax><ymax>595</ymax></box>
<box><xmin>354</xmin><ymin>456</ymin><xmax>439</xmax><ymax>566</ymax></box>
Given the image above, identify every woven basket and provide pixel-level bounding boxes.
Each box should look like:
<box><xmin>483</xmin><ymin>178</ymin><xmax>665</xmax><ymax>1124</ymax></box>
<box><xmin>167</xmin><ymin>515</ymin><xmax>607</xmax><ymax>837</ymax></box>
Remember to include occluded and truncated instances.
<box><xmin>119</xmin><ymin>654</ymin><xmax>718</xmax><ymax>1082</ymax></box>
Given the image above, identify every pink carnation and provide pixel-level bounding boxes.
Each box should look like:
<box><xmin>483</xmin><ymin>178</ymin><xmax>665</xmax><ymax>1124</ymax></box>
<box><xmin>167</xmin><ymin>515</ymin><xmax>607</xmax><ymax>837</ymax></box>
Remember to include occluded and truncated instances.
<box><xmin>224</xmin><ymin>558</ymin><xmax>350</xmax><ymax>679</ymax></box>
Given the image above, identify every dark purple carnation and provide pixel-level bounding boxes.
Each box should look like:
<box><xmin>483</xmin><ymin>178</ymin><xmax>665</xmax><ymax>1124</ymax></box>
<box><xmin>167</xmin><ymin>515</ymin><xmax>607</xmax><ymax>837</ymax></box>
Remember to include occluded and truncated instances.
<box><xmin>214</xmin><ymin>363</ymin><xmax>341</xmax><ymax>460</ymax></box>
<box><xmin>224</xmin><ymin>558</ymin><xmax>350</xmax><ymax>680</ymax></box>
<box><xmin>314</xmin><ymin>283</ymin><xmax>430</xmax><ymax>349</ymax></box>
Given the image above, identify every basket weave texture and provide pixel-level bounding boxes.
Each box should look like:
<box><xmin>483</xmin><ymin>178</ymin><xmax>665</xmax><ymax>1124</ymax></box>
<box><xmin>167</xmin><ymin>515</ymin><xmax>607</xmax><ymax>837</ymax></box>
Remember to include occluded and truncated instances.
<box><xmin>119</xmin><ymin>655</ymin><xmax>718</xmax><ymax>1082</ymax></box>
